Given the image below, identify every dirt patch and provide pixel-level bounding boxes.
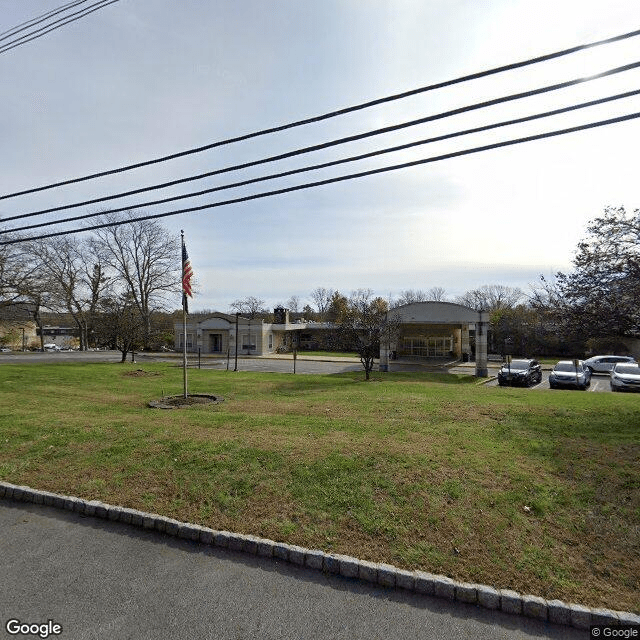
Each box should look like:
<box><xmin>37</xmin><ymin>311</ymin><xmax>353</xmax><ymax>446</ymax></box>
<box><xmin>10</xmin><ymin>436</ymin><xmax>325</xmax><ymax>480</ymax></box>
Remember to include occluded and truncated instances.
<box><xmin>123</xmin><ymin>369</ymin><xmax>161</xmax><ymax>378</ymax></box>
<box><xmin>149</xmin><ymin>394</ymin><xmax>223</xmax><ymax>409</ymax></box>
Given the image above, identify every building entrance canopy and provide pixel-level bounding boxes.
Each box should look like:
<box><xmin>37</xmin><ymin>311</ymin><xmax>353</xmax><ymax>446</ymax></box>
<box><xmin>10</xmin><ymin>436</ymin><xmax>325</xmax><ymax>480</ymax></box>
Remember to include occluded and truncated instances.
<box><xmin>384</xmin><ymin>302</ymin><xmax>490</xmax><ymax>377</ymax></box>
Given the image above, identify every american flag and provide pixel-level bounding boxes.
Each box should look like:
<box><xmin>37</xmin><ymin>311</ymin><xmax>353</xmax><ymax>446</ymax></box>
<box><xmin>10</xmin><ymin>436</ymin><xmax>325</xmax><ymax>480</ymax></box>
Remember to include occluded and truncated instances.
<box><xmin>182</xmin><ymin>242</ymin><xmax>193</xmax><ymax>310</ymax></box>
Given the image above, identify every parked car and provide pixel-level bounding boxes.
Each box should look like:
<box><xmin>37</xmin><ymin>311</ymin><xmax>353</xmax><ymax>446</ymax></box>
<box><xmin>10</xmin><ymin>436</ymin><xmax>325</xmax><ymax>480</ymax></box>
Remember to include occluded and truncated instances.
<box><xmin>498</xmin><ymin>359</ymin><xmax>542</xmax><ymax>387</ymax></box>
<box><xmin>548</xmin><ymin>360</ymin><xmax>591</xmax><ymax>390</ymax></box>
<box><xmin>43</xmin><ymin>343</ymin><xmax>61</xmax><ymax>352</ymax></box>
<box><xmin>0</xmin><ymin>347</ymin><xmax>11</xmax><ymax>352</ymax></box>
<box><xmin>610</xmin><ymin>363</ymin><xmax>640</xmax><ymax>392</ymax></box>
<box><xmin>583</xmin><ymin>355</ymin><xmax>636</xmax><ymax>374</ymax></box>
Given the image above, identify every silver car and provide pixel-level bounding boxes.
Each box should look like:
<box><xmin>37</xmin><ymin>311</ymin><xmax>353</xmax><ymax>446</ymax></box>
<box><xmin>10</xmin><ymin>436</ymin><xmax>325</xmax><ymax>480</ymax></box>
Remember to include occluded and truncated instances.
<box><xmin>583</xmin><ymin>355</ymin><xmax>636</xmax><ymax>374</ymax></box>
<box><xmin>610</xmin><ymin>363</ymin><xmax>640</xmax><ymax>392</ymax></box>
<box><xmin>549</xmin><ymin>360</ymin><xmax>591</xmax><ymax>390</ymax></box>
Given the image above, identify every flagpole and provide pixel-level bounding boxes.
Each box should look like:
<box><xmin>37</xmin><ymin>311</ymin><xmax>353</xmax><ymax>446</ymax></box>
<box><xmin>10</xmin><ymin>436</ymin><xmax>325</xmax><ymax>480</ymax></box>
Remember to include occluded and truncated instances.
<box><xmin>181</xmin><ymin>230</ymin><xmax>188</xmax><ymax>399</ymax></box>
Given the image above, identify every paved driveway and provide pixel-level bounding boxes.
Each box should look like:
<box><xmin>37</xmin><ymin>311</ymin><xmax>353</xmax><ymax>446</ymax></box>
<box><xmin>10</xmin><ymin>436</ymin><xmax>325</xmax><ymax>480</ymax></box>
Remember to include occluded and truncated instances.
<box><xmin>0</xmin><ymin>501</ymin><xmax>583</xmax><ymax>640</ymax></box>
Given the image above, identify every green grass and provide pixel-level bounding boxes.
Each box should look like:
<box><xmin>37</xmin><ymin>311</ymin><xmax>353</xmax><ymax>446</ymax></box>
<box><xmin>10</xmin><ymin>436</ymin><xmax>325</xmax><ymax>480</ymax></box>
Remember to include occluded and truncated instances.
<box><xmin>0</xmin><ymin>362</ymin><xmax>638</xmax><ymax>612</ymax></box>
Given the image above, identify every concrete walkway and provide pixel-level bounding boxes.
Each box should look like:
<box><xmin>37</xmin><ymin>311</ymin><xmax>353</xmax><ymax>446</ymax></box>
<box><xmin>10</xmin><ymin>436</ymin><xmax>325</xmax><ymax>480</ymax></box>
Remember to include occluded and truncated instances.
<box><xmin>0</xmin><ymin>500</ymin><xmax>585</xmax><ymax>640</ymax></box>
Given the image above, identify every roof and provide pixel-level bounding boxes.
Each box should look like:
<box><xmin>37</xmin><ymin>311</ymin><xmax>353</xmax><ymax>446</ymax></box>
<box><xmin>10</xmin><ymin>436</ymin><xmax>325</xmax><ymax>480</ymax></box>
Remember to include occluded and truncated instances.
<box><xmin>388</xmin><ymin>301</ymin><xmax>489</xmax><ymax>324</ymax></box>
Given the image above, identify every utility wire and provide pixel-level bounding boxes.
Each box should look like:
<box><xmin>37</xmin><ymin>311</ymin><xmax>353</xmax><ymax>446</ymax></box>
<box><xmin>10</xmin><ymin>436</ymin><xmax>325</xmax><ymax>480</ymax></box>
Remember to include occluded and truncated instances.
<box><xmin>0</xmin><ymin>0</ymin><xmax>87</xmax><ymax>42</ymax></box>
<box><xmin>3</xmin><ymin>111</ymin><xmax>638</xmax><ymax>246</ymax></box>
<box><xmin>4</xmin><ymin>89</ymin><xmax>639</xmax><ymax>236</ymax></box>
<box><xmin>2</xmin><ymin>27</ymin><xmax>639</xmax><ymax>200</ymax></box>
<box><xmin>6</xmin><ymin>60</ymin><xmax>640</xmax><ymax>223</ymax></box>
<box><xmin>0</xmin><ymin>0</ymin><xmax>118</xmax><ymax>56</ymax></box>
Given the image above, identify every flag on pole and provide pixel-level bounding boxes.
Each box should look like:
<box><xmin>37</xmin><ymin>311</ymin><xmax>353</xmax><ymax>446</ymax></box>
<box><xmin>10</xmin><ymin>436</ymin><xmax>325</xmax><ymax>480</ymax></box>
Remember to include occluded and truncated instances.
<box><xmin>182</xmin><ymin>237</ymin><xmax>193</xmax><ymax>313</ymax></box>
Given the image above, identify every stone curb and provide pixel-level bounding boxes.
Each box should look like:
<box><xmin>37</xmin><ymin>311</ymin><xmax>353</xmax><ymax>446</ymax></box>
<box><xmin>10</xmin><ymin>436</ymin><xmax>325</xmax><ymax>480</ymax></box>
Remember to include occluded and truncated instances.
<box><xmin>2</xmin><ymin>481</ymin><xmax>639</xmax><ymax>630</ymax></box>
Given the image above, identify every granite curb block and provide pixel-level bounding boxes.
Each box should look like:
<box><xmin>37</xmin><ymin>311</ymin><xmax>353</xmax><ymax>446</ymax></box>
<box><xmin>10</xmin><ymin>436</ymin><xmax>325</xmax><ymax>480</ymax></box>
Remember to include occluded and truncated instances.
<box><xmin>2</xmin><ymin>481</ymin><xmax>638</xmax><ymax>630</ymax></box>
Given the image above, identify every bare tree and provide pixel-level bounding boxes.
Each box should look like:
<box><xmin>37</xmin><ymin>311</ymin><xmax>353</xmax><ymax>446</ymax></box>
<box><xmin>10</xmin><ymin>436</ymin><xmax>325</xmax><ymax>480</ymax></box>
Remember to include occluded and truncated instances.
<box><xmin>310</xmin><ymin>287</ymin><xmax>335</xmax><ymax>319</ymax></box>
<box><xmin>333</xmin><ymin>289</ymin><xmax>401</xmax><ymax>380</ymax></box>
<box><xmin>229</xmin><ymin>296</ymin><xmax>266</xmax><ymax>319</ymax></box>
<box><xmin>427</xmin><ymin>286</ymin><xmax>447</xmax><ymax>301</ymax></box>
<box><xmin>91</xmin><ymin>213</ymin><xmax>179</xmax><ymax>348</ymax></box>
<box><xmin>286</xmin><ymin>295</ymin><xmax>300</xmax><ymax>313</ymax></box>
<box><xmin>456</xmin><ymin>284</ymin><xmax>524</xmax><ymax>312</ymax></box>
<box><xmin>26</xmin><ymin>237</ymin><xmax>108</xmax><ymax>350</ymax></box>
<box><xmin>392</xmin><ymin>289</ymin><xmax>429</xmax><ymax>307</ymax></box>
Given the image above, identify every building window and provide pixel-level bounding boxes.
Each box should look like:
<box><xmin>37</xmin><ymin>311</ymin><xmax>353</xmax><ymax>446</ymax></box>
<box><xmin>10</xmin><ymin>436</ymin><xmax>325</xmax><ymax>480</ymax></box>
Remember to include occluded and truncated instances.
<box><xmin>241</xmin><ymin>333</ymin><xmax>256</xmax><ymax>351</ymax></box>
<box><xmin>268</xmin><ymin>333</ymin><xmax>273</xmax><ymax>349</ymax></box>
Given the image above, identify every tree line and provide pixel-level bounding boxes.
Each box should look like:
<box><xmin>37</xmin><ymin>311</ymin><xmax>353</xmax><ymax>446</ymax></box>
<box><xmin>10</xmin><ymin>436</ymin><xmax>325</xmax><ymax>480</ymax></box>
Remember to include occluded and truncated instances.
<box><xmin>230</xmin><ymin>207</ymin><xmax>639</xmax><ymax>359</ymax></box>
<box><xmin>0</xmin><ymin>213</ymin><xmax>179</xmax><ymax>360</ymax></box>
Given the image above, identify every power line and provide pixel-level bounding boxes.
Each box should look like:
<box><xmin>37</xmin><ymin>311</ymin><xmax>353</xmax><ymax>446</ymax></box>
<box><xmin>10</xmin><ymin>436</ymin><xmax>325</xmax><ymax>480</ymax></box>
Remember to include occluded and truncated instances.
<box><xmin>3</xmin><ymin>111</ymin><xmax>638</xmax><ymax>246</ymax></box>
<box><xmin>0</xmin><ymin>0</ymin><xmax>87</xmax><ymax>42</ymax></box>
<box><xmin>6</xmin><ymin>61</ymin><xmax>639</xmax><ymax>224</ymax></box>
<box><xmin>2</xmin><ymin>26</ymin><xmax>639</xmax><ymax>200</ymax></box>
<box><xmin>0</xmin><ymin>0</ymin><xmax>118</xmax><ymax>56</ymax></box>
<box><xmin>4</xmin><ymin>89</ymin><xmax>639</xmax><ymax>236</ymax></box>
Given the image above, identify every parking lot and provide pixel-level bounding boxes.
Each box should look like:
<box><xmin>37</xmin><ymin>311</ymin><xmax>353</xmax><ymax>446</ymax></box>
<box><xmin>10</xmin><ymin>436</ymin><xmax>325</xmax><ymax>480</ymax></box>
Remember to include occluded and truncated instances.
<box><xmin>484</xmin><ymin>368</ymin><xmax>615</xmax><ymax>392</ymax></box>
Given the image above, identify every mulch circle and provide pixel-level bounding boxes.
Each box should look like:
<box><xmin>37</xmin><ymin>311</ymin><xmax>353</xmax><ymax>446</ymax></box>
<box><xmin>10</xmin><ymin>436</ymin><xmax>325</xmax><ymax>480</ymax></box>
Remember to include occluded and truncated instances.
<box><xmin>148</xmin><ymin>394</ymin><xmax>223</xmax><ymax>409</ymax></box>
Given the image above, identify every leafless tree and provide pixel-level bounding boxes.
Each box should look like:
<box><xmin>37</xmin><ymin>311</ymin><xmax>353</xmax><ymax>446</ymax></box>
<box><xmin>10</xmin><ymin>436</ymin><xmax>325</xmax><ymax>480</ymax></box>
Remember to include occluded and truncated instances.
<box><xmin>26</xmin><ymin>237</ymin><xmax>109</xmax><ymax>350</ymax></box>
<box><xmin>286</xmin><ymin>295</ymin><xmax>300</xmax><ymax>313</ymax></box>
<box><xmin>310</xmin><ymin>287</ymin><xmax>335</xmax><ymax>319</ymax></box>
<box><xmin>229</xmin><ymin>296</ymin><xmax>266</xmax><ymax>319</ymax></box>
<box><xmin>91</xmin><ymin>212</ymin><xmax>179</xmax><ymax>348</ymax></box>
<box><xmin>427</xmin><ymin>286</ymin><xmax>447</xmax><ymax>301</ymax></box>
<box><xmin>455</xmin><ymin>284</ymin><xmax>524</xmax><ymax>312</ymax></box>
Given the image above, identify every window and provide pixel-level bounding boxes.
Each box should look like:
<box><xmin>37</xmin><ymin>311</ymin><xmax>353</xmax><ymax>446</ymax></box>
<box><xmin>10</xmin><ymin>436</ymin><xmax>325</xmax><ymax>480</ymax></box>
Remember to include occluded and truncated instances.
<box><xmin>241</xmin><ymin>334</ymin><xmax>256</xmax><ymax>350</ymax></box>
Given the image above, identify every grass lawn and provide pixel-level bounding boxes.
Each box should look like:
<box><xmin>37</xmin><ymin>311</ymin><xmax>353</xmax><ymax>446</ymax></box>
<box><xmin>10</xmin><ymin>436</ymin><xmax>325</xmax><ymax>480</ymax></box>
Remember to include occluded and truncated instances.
<box><xmin>0</xmin><ymin>362</ymin><xmax>638</xmax><ymax>612</ymax></box>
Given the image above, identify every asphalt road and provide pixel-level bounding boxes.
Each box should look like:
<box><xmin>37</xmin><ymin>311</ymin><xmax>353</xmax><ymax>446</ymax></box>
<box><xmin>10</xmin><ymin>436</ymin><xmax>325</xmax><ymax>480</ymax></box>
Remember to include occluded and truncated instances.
<box><xmin>0</xmin><ymin>352</ymin><xmax>622</xmax><ymax>390</ymax></box>
<box><xmin>0</xmin><ymin>351</ymin><xmax>363</xmax><ymax>374</ymax></box>
<box><xmin>0</xmin><ymin>501</ymin><xmax>584</xmax><ymax>640</ymax></box>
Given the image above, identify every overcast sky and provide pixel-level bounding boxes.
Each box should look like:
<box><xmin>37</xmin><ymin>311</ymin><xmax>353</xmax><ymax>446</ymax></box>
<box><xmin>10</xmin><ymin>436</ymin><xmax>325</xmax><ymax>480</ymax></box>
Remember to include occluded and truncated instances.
<box><xmin>1</xmin><ymin>0</ymin><xmax>639</xmax><ymax>313</ymax></box>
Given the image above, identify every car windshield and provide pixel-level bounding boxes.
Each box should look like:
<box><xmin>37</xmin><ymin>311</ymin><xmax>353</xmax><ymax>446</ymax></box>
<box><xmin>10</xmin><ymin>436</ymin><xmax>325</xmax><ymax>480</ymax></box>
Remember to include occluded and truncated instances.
<box><xmin>615</xmin><ymin>365</ymin><xmax>640</xmax><ymax>374</ymax></box>
<box><xmin>554</xmin><ymin>362</ymin><xmax>578</xmax><ymax>372</ymax></box>
<box><xmin>505</xmin><ymin>360</ymin><xmax>529</xmax><ymax>370</ymax></box>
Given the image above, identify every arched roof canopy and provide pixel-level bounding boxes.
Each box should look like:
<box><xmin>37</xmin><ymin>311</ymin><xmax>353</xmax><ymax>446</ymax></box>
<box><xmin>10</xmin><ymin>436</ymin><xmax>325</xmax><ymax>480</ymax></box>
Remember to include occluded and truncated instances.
<box><xmin>388</xmin><ymin>301</ymin><xmax>489</xmax><ymax>324</ymax></box>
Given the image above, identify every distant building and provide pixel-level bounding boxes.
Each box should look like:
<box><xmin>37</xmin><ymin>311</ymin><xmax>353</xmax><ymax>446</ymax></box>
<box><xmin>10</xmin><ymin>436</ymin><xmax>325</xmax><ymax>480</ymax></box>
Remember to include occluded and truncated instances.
<box><xmin>174</xmin><ymin>302</ymin><xmax>489</xmax><ymax>377</ymax></box>
<box><xmin>37</xmin><ymin>326</ymin><xmax>78</xmax><ymax>349</ymax></box>
<box><xmin>0</xmin><ymin>302</ymin><xmax>38</xmax><ymax>349</ymax></box>
<box><xmin>174</xmin><ymin>307</ymin><xmax>331</xmax><ymax>356</ymax></box>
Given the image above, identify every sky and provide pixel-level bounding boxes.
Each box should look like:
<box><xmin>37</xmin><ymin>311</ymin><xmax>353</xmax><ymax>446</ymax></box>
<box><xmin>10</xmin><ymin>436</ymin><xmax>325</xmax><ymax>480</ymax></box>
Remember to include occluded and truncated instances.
<box><xmin>1</xmin><ymin>0</ymin><xmax>639</xmax><ymax>313</ymax></box>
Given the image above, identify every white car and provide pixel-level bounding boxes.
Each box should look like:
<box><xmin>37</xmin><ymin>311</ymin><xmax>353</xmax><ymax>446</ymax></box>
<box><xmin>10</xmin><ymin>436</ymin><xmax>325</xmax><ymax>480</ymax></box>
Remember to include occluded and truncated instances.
<box><xmin>583</xmin><ymin>355</ymin><xmax>636</xmax><ymax>374</ymax></box>
<box><xmin>610</xmin><ymin>363</ymin><xmax>640</xmax><ymax>392</ymax></box>
<box><xmin>43</xmin><ymin>343</ymin><xmax>61</xmax><ymax>351</ymax></box>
